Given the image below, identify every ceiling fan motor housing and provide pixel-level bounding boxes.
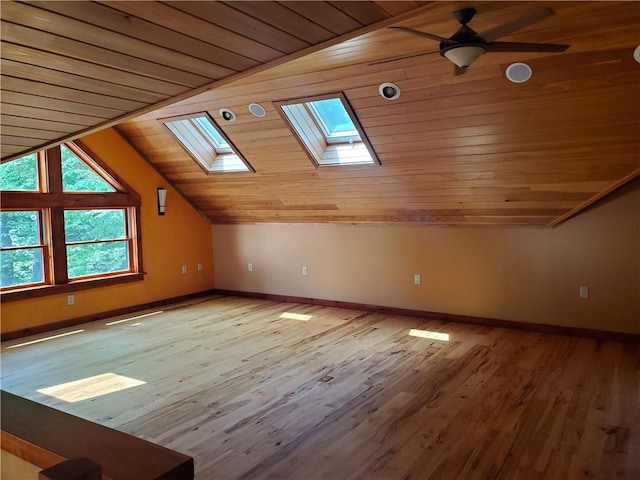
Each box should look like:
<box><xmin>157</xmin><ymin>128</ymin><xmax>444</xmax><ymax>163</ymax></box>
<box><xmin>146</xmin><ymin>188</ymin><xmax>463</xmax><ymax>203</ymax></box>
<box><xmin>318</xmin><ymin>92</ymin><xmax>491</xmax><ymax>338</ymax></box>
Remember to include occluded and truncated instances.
<box><xmin>454</xmin><ymin>8</ymin><xmax>477</xmax><ymax>25</ymax></box>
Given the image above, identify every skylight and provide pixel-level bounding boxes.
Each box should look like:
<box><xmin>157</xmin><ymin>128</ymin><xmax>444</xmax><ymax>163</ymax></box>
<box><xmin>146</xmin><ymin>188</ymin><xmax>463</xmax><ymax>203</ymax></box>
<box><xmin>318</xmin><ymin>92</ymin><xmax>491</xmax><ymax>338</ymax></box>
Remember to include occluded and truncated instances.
<box><xmin>276</xmin><ymin>93</ymin><xmax>380</xmax><ymax>167</ymax></box>
<box><xmin>162</xmin><ymin>113</ymin><xmax>252</xmax><ymax>173</ymax></box>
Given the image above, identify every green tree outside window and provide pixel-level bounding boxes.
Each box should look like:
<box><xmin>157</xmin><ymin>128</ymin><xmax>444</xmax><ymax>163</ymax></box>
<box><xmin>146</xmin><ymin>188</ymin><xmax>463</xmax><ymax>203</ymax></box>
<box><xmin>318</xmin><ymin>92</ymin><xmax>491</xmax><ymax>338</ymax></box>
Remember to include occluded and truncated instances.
<box><xmin>1</xmin><ymin>143</ymin><xmax>141</xmax><ymax>297</ymax></box>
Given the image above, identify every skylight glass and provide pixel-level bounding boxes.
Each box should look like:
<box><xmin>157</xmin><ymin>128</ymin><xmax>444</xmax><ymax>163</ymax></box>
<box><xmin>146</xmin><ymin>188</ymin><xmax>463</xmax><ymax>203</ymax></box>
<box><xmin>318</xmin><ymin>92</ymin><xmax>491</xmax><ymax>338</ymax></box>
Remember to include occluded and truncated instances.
<box><xmin>163</xmin><ymin>113</ymin><xmax>251</xmax><ymax>173</ymax></box>
<box><xmin>306</xmin><ymin>98</ymin><xmax>359</xmax><ymax>143</ymax></box>
<box><xmin>192</xmin><ymin>116</ymin><xmax>231</xmax><ymax>153</ymax></box>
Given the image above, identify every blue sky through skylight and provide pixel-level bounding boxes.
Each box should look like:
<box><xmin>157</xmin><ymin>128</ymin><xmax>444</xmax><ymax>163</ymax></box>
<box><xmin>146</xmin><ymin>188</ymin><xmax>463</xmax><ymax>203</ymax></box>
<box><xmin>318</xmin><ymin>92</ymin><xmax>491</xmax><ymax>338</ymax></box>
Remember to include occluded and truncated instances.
<box><xmin>193</xmin><ymin>117</ymin><xmax>231</xmax><ymax>152</ymax></box>
<box><xmin>307</xmin><ymin>98</ymin><xmax>358</xmax><ymax>139</ymax></box>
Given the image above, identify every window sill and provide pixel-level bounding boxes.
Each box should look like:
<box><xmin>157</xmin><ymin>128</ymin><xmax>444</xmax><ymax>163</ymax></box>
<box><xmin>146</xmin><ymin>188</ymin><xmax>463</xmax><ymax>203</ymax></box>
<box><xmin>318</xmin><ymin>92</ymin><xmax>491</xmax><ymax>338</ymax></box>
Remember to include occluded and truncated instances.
<box><xmin>318</xmin><ymin>143</ymin><xmax>378</xmax><ymax>166</ymax></box>
<box><xmin>0</xmin><ymin>273</ymin><xmax>144</xmax><ymax>303</ymax></box>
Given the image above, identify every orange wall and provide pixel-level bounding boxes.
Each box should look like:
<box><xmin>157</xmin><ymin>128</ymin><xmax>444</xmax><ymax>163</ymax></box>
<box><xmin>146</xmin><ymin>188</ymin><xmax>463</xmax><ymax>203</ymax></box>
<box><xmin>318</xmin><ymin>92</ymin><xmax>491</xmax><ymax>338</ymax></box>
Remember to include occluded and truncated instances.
<box><xmin>1</xmin><ymin>129</ymin><xmax>214</xmax><ymax>334</ymax></box>
<box><xmin>213</xmin><ymin>179</ymin><xmax>639</xmax><ymax>334</ymax></box>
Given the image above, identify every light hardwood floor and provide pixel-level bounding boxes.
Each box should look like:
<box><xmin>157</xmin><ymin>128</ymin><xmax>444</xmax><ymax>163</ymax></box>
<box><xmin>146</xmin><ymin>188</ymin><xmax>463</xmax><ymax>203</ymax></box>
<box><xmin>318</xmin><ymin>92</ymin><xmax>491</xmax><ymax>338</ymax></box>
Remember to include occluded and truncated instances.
<box><xmin>2</xmin><ymin>295</ymin><xmax>638</xmax><ymax>479</ymax></box>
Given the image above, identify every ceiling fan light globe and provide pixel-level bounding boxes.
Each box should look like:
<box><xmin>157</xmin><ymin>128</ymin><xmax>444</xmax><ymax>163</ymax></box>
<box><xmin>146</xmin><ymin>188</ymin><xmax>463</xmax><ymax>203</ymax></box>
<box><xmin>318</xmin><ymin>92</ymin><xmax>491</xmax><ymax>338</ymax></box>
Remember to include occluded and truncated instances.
<box><xmin>442</xmin><ymin>45</ymin><xmax>486</xmax><ymax>68</ymax></box>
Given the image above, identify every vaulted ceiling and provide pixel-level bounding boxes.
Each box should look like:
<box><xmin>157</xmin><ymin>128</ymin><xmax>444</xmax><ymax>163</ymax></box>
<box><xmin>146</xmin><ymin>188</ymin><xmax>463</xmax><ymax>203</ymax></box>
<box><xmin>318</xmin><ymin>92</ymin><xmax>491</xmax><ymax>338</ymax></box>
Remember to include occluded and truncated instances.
<box><xmin>0</xmin><ymin>0</ymin><xmax>423</xmax><ymax>159</ymax></box>
<box><xmin>2</xmin><ymin>1</ymin><xmax>639</xmax><ymax>226</ymax></box>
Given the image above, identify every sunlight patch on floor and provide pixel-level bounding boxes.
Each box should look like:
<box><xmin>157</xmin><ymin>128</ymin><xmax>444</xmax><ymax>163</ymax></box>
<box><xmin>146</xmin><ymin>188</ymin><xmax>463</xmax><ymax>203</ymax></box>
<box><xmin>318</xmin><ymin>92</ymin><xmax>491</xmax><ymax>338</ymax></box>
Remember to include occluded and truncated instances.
<box><xmin>409</xmin><ymin>329</ymin><xmax>450</xmax><ymax>341</ymax></box>
<box><xmin>6</xmin><ymin>330</ymin><xmax>84</xmax><ymax>349</ymax></box>
<box><xmin>37</xmin><ymin>373</ymin><xmax>146</xmax><ymax>403</ymax></box>
<box><xmin>106</xmin><ymin>310</ymin><xmax>164</xmax><ymax>325</ymax></box>
<box><xmin>279</xmin><ymin>312</ymin><xmax>312</xmax><ymax>321</ymax></box>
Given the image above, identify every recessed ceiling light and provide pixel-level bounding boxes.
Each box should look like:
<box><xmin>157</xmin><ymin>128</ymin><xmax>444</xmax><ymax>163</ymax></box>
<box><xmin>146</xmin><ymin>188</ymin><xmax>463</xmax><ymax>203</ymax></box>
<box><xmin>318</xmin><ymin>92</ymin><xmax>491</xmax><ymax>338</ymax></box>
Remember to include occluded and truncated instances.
<box><xmin>379</xmin><ymin>82</ymin><xmax>401</xmax><ymax>100</ymax></box>
<box><xmin>506</xmin><ymin>62</ymin><xmax>532</xmax><ymax>83</ymax></box>
<box><xmin>634</xmin><ymin>45</ymin><xmax>640</xmax><ymax>64</ymax></box>
<box><xmin>248</xmin><ymin>103</ymin><xmax>266</xmax><ymax>118</ymax></box>
<box><xmin>219</xmin><ymin>108</ymin><xmax>236</xmax><ymax>122</ymax></box>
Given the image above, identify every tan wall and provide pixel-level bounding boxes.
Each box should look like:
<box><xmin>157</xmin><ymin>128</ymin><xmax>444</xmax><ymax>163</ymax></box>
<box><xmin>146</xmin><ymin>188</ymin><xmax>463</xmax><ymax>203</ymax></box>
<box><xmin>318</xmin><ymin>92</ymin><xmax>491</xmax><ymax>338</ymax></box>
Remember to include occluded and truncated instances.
<box><xmin>1</xmin><ymin>450</ymin><xmax>40</xmax><ymax>479</ymax></box>
<box><xmin>214</xmin><ymin>179</ymin><xmax>640</xmax><ymax>334</ymax></box>
<box><xmin>2</xmin><ymin>128</ymin><xmax>214</xmax><ymax>335</ymax></box>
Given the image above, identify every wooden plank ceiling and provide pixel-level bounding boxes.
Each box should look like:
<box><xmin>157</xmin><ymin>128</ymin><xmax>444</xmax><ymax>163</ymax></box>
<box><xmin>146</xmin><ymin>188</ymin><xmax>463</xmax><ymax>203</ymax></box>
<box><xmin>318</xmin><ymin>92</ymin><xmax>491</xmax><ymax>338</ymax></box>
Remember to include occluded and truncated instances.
<box><xmin>0</xmin><ymin>0</ymin><xmax>422</xmax><ymax>158</ymax></box>
<box><xmin>3</xmin><ymin>1</ymin><xmax>640</xmax><ymax>226</ymax></box>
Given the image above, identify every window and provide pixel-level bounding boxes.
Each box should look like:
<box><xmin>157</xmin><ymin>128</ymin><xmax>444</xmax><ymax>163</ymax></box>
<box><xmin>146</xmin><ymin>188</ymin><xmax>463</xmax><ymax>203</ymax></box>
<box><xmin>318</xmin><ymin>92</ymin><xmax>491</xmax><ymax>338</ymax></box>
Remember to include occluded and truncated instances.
<box><xmin>275</xmin><ymin>93</ymin><xmax>380</xmax><ymax>167</ymax></box>
<box><xmin>64</xmin><ymin>209</ymin><xmax>130</xmax><ymax>279</ymax></box>
<box><xmin>0</xmin><ymin>211</ymin><xmax>46</xmax><ymax>288</ymax></box>
<box><xmin>0</xmin><ymin>142</ymin><xmax>142</xmax><ymax>300</ymax></box>
<box><xmin>162</xmin><ymin>113</ymin><xmax>252</xmax><ymax>173</ymax></box>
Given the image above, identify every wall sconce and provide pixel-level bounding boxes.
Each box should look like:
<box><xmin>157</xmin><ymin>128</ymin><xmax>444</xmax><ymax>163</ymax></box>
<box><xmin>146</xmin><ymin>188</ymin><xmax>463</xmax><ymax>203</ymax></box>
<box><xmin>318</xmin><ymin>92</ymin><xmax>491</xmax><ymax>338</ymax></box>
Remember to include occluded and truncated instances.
<box><xmin>157</xmin><ymin>187</ymin><xmax>167</xmax><ymax>216</ymax></box>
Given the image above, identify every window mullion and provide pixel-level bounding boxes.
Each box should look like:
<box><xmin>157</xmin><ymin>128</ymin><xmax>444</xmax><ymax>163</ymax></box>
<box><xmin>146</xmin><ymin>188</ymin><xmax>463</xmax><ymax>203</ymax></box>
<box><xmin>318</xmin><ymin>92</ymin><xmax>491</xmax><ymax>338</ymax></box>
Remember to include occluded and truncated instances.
<box><xmin>39</xmin><ymin>209</ymin><xmax>52</xmax><ymax>286</ymax></box>
<box><xmin>45</xmin><ymin>146</ymin><xmax>63</xmax><ymax>194</ymax></box>
<box><xmin>46</xmin><ymin>147</ymin><xmax>68</xmax><ymax>284</ymax></box>
<box><xmin>131</xmin><ymin>208</ymin><xmax>143</xmax><ymax>272</ymax></box>
<box><xmin>37</xmin><ymin>151</ymin><xmax>47</xmax><ymax>192</ymax></box>
<box><xmin>50</xmin><ymin>206</ymin><xmax>68</xmax><ymax>285</ymax></box>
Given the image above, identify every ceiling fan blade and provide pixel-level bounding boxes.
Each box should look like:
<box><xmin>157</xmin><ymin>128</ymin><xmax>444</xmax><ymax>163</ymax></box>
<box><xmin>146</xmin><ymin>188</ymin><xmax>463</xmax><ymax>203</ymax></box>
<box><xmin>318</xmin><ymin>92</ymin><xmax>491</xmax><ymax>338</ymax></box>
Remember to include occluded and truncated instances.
<box><xmin>454</xmin><ymin>65</ymin><xmax>468</xmax><ymax>76</ymax></box>
<box><xmin>389</xmin><ymin>26</ymin><xmax>450</xmax><ymax>43</ymax></box>
<box><xmin>368</xmin><ymin>50</ymin><xmax>439</xmax><ymax>66</ymax></box>
<box><xmin>486</xmin><ymin>41</ymin><xmax>569</xmax><ymax>53</ymax></box>
<box><xmin>478</xmin><ymin>7</ymin><xmax>556</xmax><ymax>43</ymax></box>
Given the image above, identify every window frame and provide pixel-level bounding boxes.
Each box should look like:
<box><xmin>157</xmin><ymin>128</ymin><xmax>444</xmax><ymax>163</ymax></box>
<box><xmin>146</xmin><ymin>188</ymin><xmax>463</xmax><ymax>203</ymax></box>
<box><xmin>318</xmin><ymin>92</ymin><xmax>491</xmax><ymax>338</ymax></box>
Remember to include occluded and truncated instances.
<box><xmin>274</xmin><ymin>92</ymin><xmax>380</xmax><ymax>168</ymax></box>
<box><xmin>0</xmin><ymin>141</ymin><xmax>143</xmax><ymax>302</ymax></box>
<box><xmin>192</xmin><ymin>116</ymin><xmax>233</xmax><ymax>154</ymax></box>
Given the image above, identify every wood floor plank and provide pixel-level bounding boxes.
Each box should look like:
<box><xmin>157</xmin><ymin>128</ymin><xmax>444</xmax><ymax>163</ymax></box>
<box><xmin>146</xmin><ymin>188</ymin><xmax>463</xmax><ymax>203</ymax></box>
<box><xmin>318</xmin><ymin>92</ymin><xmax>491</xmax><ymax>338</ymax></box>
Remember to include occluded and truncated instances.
<box><xmin>1</xmin><ymin>295</ymin><xmax>638</xmax><ymax>479</ymax></box>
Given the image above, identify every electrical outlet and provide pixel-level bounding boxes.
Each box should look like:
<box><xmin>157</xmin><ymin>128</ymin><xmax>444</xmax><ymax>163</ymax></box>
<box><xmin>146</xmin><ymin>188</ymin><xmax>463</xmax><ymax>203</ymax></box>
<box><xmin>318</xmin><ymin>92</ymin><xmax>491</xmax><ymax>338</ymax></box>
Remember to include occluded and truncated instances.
<box><xmin>579</xmin><ymin>286</ymin><xmax>589</xmax><ymax>298</ymax></box>
<box><xmin>67</xmin><ymin>294</ymin><xmax>74</xmax><ymax>306</ymax></box>
<box><xmin>181</xmin><ymin>265</ymin><xmax>187</xmax><ymax>274</ymax></box>
<box><xmin>414</xmin><ymin>274</ymin><xmax>421</xmax><ymax>285</ymax></box>
<box><xmin>197</xmin><ymin>263</ymin><xmax>203</xmax><ymax>272</ymax></box>
<box><xmin>302</xmin><ymin>266</ymin><xmax>308</xmax><ymax>276</ymax></box>
<box><xmin>248</xmin><ymin>263</ymin><xmax>253</xmax><ymax>272</ymax></box>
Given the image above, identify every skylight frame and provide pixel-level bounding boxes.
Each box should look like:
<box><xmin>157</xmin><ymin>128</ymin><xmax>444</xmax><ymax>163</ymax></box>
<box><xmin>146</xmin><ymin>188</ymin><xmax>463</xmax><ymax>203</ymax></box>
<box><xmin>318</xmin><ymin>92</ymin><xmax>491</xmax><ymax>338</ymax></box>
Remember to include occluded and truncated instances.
<box><xmin>161</xmin><ymin>113</ymin><xmax>253</xmax><ymax>174</ymax></box>
<box><xmin>192</xmin><ymin>116</ymin><xmax>232</xmax><ymax>153</ymax></box>
<box><xmin>274</xmin><ymin>93</ymin><xmax>380</xmax><ymax>168</ymax></box>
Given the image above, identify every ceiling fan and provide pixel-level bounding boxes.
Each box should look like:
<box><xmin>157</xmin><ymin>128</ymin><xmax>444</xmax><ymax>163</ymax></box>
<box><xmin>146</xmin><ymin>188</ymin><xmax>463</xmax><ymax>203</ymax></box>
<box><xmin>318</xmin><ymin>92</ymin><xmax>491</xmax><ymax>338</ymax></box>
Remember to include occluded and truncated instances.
<box><xmin>373</xmin><ymin>7</ymin><xmax>569</xmax><ymax>75</ymax></box>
